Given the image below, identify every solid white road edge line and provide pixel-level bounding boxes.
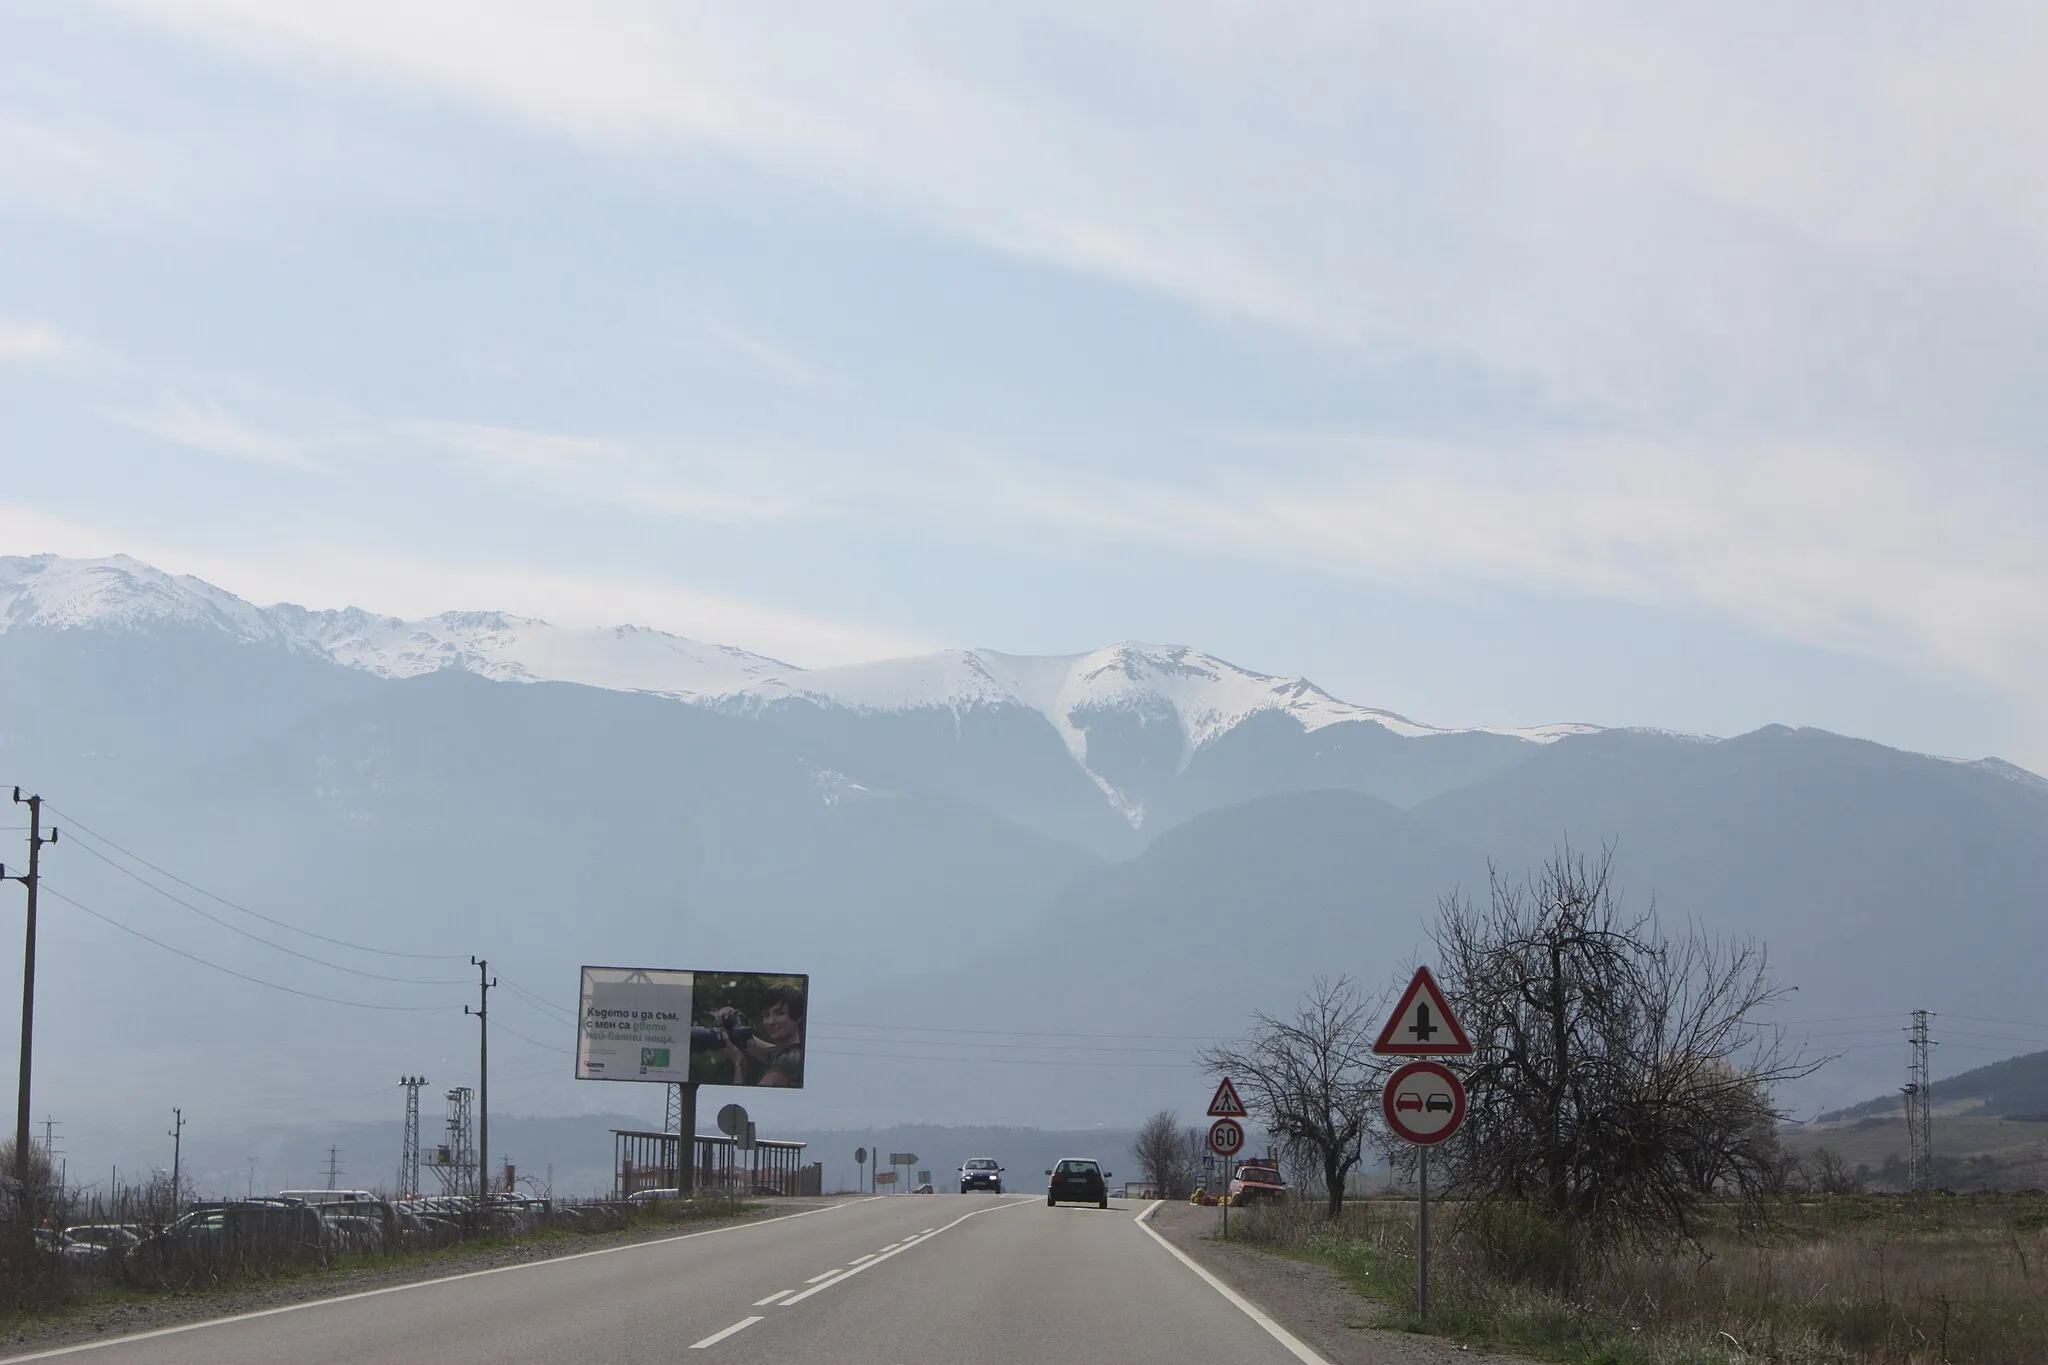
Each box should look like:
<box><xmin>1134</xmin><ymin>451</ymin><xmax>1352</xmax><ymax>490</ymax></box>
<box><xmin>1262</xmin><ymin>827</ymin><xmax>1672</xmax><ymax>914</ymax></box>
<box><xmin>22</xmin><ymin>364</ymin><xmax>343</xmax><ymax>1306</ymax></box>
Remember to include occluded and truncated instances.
<box><xmin>1135</xmin><ymin>1201</ymin><xmax>1333</xmax><ymax>1365</ymax></box>
<box><xmin>780</xmin><ymin>1196</ymin><xmax>1028</xmax><ymax>1306</ymax></box>
<box><xmin>689</xmin><ymin>1316</ymin><xmax>764</xmax><ymax>1349</ymax></box>
<box><xmin>752</xmin><ymin>1290</ymin><xmax>794</xmax><ymax>1306</ymax></box>
<box><xmin>0</xmin><ymin>1200</ymin><xmax>870</xmax><ymax>1364</ymax></box>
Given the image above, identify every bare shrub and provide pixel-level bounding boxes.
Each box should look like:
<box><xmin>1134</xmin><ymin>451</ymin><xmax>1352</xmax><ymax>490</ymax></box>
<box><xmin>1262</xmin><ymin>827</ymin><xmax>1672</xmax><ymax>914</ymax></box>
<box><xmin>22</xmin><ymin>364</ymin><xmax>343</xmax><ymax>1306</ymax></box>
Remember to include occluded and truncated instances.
<box><xmin>1433</xmin><ymin>844</ymin><xmax>1818</xmax><ymax>1257</ymax></box>
<box><xmin>1200</xmin><ymin>976</ymin><xmax>1392</xmax><ymax>1218</ymax></box>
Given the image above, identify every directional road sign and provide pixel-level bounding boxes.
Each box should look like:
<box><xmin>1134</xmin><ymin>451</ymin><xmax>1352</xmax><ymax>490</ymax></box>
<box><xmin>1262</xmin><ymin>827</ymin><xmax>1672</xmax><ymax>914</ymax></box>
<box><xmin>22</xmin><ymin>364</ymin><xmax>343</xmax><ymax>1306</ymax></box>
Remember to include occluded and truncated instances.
<box><xmin>1207</xmin><ymin>1118</ymin><xmax>1246</xmax><ymax>1157</ymax></box>
<box><xmin>1206</xmin><ymin>1077</ymin><xmax>1248</xmax><ymax>1118</ymax></box>
<box><xmin>1382</xmin><ymin>1060</ymin><xmax>1467</xmax><ymax>1145</ymax></box>
<box><xmin>1374</xmin><ymin>966</ymin><xmax>1473</xmax><ymax>1056</ymax></box>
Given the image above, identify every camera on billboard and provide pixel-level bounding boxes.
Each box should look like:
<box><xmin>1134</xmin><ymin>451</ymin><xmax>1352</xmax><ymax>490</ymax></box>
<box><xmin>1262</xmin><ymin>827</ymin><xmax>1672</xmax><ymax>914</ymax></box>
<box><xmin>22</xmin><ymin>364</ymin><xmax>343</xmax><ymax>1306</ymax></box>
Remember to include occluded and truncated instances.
<box><xmin>689</xmin><ymin>1010</ymin><xmax>755</xmax><ymax>1053</ymax></box>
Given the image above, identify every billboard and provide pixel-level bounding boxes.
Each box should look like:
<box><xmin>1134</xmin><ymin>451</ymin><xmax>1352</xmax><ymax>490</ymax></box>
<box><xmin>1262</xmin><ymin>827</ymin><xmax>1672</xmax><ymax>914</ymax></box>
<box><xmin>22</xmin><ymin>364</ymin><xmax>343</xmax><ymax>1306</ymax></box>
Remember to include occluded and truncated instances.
<box><xmin>575</xmin><ymin>966</ymin><xmax>808</xmax><ymax>1090</ymax></box>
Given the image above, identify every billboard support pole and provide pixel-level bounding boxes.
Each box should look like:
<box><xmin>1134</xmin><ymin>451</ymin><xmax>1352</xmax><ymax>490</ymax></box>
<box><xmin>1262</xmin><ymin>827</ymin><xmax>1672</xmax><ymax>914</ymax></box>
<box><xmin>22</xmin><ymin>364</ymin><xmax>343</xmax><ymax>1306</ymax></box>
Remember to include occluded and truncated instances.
<box><xmin>677</xmin><ymin>1083</ymin><xmax>698</xmax><ymax>1195</ymax></box>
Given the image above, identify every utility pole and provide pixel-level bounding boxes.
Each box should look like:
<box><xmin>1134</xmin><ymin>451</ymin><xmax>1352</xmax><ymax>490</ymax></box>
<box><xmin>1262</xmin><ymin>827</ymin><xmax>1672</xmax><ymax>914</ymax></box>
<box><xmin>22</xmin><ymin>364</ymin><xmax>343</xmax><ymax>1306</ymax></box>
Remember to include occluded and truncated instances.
<box><xmin>167</xmin><ymin>1108</ymin><xmax>184</xmax><ymax>1212</ymax></box>
<box><xmin>2</xmin><ymin>788</ymin><xmax>56</xmax><ymax>1185</ymax></box>
<box><xmin>245</xmin><ymin>1157</ymin><xmax>256</xmax><ymax>1199</ymax></box>
<box><xmin>399</xmin><ymin>1076</ymin><xmax>427</xmax><ymax>1198</ymax></box>
<box><xmin>465</xmin><ymin>958</ymin><xmax>496</xmax><ymax>1198</ymax></box>
<box><xmin>324</xmin><ymin>1145</ymin><xmax>343</xmax><ymax>1190</ymax></box>
<box><xmin>1904</xmin><ymin>1009</ymin><xmax>1935</xmax><ymax>1191</ymax></box>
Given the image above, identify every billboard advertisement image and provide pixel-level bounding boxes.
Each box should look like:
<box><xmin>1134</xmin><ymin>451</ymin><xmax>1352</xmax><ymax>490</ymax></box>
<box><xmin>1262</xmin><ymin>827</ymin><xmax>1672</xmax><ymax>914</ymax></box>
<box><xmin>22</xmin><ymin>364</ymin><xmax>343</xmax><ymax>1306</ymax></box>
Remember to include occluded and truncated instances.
<box><xmin>575</xmin><ymin>966</ymin><xmax>808</xmax><ymax>1090</ymax></box>
<box><xmin>688</xmin><ymin>971</ymin><xmax>808</xmax><ymax>1089</ymax></box>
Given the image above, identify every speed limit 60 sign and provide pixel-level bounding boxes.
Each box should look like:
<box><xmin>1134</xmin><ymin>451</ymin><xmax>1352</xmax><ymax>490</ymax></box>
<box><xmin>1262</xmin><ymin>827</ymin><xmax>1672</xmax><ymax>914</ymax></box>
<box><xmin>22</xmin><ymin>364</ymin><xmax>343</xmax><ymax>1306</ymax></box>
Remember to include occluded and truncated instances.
<box><xmin>1207</xmin><ymin>1118</ymin><xmax>1245</xmax><ymax>1157</ymax></box>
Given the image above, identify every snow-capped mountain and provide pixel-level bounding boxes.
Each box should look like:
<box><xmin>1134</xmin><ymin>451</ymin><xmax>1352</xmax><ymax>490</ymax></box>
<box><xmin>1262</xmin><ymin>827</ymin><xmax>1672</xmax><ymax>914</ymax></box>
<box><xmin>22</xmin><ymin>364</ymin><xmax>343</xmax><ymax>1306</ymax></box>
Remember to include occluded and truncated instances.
<box><xmin>0</xmin><ymin>552</ymin><xmax>1602</xmax><ymax>843</ymax></box>
<box><xmin>0</xmin><ymin>554</ymin><xmax>793</xmax><ymax>697</ymax></box>
<box><xmin>716</xmin><ymin>644</ymin><xmax>1596</xmax><ymax>825</ymax></box>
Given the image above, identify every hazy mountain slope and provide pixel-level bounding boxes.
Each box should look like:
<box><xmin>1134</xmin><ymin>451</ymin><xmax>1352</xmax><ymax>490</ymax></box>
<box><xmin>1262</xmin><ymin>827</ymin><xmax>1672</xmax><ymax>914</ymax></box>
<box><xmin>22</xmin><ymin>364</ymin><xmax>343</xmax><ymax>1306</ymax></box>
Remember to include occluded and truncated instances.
<box><xmin>1400</xmin><ymin>726</ymin><xmax>2048</xmax><ymax>1108</ymax></box>
<box><xmin>0</xmin><ymin>625</ymin><xmax>385</xmax><ymax>810</ymax></box>
<box><xmin>39</xmin><ymin>670</ymin><xmax>1104</xmax><ymax>1141</ymax></box>
<box><xmin>1821</xmin><ymin>1050</ymin><xmax>2048</xmax><ymax>1122</ymax></box>
<box><xmin>811</xmin><ymin>726</ymin><xmax>2048</xmax><ymax>1126</ymax></box>
<box><xmin>801</xmin><ymin>791</ymin><xmax>1483</xmax><ymax>1129</ymax></box>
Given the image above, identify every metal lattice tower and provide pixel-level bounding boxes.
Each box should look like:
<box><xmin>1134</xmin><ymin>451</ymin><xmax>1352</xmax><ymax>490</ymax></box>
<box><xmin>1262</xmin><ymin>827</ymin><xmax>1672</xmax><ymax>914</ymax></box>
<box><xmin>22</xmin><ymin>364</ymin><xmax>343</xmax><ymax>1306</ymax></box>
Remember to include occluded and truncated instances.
<box><xmin>665</xmin><ymin>1082</ymin><xmax>682</xmax><ymax>1137</ymax></box>
<box><xmin>1903</xmin><ymin>1010</ymin><xmax>1934</xmax><ymax>1191</ymax></box>
<box><xmin>398</xmin><ymin>1076</ymin><xmax>427</xmax><ymax>1197</ymax></box>
<box><xmin>435</xmin><ymin>1086</ymin><xmax>476</xmax><ymax>1199</ymax></box>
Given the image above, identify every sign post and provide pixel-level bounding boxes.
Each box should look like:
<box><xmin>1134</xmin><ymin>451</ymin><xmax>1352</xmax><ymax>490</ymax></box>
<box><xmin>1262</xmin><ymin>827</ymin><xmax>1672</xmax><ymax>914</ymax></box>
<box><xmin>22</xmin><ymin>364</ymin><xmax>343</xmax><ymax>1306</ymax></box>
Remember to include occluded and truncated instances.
<box><xmin>855</xmin><ymin>1146</ymin><xmax>867</xmax><ymax>1194</ymax></box>
<box><xmin>1375</xmin><ymin>969</ymin><xmax>1473</xmax><ymax>1326</ymax></box>
<box><xmin>1209</xmin><ymin>1117</ymin><xmax>1245</xmax><ymax>1236</ymax></box>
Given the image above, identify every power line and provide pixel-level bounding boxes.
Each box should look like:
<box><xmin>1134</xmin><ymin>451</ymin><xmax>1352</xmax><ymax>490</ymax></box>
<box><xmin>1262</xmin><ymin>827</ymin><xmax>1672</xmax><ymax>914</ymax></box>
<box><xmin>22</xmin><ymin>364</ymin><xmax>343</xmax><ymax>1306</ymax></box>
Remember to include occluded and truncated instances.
<box><xmin>43</xmin><ymin>885</ymin><xmax>458</xmax><ymax>1012</ymax></box>
<box><xmin>494</xmin><ymin>1020</ymin><xmax>572</xmax><ymax>1056</ymax></box>
<box><xmin>808</xmin><ymin>1033</ymin><xmax>1197</xmax><ymax>1055</ymax></box>
<box><xmin>47</xmin><ymin>806</ymin><xmax>467</xmax><ymax>961</ymax></box>
<box><xmin>63</xmin><ymin>839</ymin><xmax>468</xmax><ymax>985</ymax></box>
<box><xmin>806</xmin><ymin>1046</ymin><xmax>1194</xmax><ymax>1069</ymax></box>
<box><xmin>824</xmin><ymin>1020</ymin><xmax>1229</xmax><ymax>1042</ymax></box>
<box><xmin>501</xmin><ymin>979</ymin><xmax>576</xmax><ymax>1023</ymax></box>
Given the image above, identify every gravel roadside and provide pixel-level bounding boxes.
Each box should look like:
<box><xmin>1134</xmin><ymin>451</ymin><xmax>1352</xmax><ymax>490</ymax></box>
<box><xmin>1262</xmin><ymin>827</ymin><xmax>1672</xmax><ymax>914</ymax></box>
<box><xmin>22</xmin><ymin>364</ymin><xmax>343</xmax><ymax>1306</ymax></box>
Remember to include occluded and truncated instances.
<box><xmin>1141</xmin><ymin>1200</ymin><xmax>1532</xmax><ymax>1365</ymax></box>
<box><xmin>0</xmin><ymin>1199</ymin><xmax>839</xmax><ymax>1360</ymax></box>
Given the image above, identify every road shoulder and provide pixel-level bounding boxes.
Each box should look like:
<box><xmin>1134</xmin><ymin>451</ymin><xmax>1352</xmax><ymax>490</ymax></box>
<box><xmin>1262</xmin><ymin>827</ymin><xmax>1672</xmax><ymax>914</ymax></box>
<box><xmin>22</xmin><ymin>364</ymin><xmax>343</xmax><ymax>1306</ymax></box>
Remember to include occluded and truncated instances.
<box><xmin>0</xmin><ymin>1198</ymin><xmax>846</xmax><ymax>1361</ymax></box>
<box><xmin>1140</xmin><ymin>1201</ymin><xmax>1528</xmax><ymax>1365</ymax></box>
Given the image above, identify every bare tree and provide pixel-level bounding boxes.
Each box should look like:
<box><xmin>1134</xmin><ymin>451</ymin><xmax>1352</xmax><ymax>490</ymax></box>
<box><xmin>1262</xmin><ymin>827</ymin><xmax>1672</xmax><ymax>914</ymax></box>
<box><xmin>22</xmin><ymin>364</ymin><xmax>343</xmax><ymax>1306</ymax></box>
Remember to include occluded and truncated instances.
<box><xmin>1433</xmin><ymin>844</ymin><xmax>1819</xmax><ymax>1251</ymax></box>
<box><xmin>1132</xmin><ymin>1110</ymin><xmax>1201</xmax><ymax>1198</ymax></box>
<box><xmin>1200</xmin><ymin>976</ymin><xmax>1391</xmax><ymax>1218</ymax></box>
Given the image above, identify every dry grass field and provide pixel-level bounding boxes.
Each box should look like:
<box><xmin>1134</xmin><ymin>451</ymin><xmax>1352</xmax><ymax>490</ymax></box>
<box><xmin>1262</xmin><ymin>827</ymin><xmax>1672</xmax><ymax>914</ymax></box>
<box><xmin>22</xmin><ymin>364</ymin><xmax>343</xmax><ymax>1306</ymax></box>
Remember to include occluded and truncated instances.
<box><xmin>1232</xmin><ymin>1191</ymin><xmax>2048</xmax><ymax>1364</ymax></box>
<box><xmin>1783</xmin><ymin>1110</ymin><xmax>2048</xmax><ymax>1192</ymax></box>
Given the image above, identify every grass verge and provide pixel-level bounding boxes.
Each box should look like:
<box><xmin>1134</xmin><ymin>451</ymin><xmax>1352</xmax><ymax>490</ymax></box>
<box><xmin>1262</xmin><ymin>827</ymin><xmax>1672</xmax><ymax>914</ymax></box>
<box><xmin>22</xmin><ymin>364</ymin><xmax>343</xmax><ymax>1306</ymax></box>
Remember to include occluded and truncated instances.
<box><xmin>1229</xmin><ymin>1192</ymin><xmax>2048</xmax><ymax>1365</ymax></box>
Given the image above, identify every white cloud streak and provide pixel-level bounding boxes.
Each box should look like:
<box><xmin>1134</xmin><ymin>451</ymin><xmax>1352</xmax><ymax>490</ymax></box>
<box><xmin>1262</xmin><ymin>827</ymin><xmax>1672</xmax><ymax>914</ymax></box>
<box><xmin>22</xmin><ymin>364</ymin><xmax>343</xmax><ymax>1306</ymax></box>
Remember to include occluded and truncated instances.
<box><xmin>0</xmin><ymin>321</ymin><xmax>72</xmax><ymax>362</ymax></box>
<box><xmin>124</xmin><ymin>393</ymin><xmax>320</xmax><ymax>469</ymax></box>
<box><xmin>423</xmin><ymin>421</ymin><xmax>837</xmax><ymax>524</ymax></box>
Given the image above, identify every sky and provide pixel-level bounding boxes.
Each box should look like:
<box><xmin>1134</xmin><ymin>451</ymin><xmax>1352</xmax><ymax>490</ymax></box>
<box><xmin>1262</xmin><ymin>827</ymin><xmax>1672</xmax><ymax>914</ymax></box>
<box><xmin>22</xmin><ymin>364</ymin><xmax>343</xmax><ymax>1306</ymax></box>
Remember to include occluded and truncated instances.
<box><xmin>4</xmin><ymin>2</ymin><xmax>2047</xmax><ymax>768</ymax></box>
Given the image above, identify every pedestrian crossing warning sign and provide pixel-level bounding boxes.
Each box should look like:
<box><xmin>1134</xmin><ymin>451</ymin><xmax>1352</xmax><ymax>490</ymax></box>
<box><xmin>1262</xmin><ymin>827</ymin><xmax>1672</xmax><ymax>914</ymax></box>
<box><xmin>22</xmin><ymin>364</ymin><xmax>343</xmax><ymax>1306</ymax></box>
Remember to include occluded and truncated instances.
<box><xmin>1206</xmin><ymin>1076</ymin><xmax>1248</xmax><ymax>1117</ymax></box>
<box><xmin>1373</xmin><ymin>966</ymin><xmax>1473</xmax><ymax>1056</ymax></box>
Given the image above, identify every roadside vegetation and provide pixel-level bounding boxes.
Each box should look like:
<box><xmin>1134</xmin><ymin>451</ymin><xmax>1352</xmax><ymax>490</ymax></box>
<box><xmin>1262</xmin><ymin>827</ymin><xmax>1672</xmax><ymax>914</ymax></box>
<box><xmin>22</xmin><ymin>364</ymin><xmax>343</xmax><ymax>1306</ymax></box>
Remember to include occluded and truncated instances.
<box><xmin>1232</xmin><ymin>1190</ymin><xmax>2048</xmax><ymax>1365</ymax></box>
<box><xmin>1195</xmin><ymin>845</ymin><xmax>2048</xmax><ymax>1361</ymax></box>
<box><xmin>0</xmin><ymin>1156</ymin><xmax>760</xmax><ymax>1321</ymax></box>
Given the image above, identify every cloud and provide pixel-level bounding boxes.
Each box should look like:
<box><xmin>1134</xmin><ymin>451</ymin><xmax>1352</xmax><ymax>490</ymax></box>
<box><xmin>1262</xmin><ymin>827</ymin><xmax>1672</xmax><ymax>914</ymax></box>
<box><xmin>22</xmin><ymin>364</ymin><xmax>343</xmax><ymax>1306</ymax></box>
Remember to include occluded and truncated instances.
<box><xmin>0</xmin><ymin>502</ymin><xmax>930</xmax><ymax>666</ymax></box>
<box><xmin>967</xmin><ymin>432</ymin><xmax>2048</xmax><ymax>699</ymax></box>
<box><xmin>423</xmin><ymin>421</ymin><xmax>835</xmax><ymax>523</ymax></box>
<box><xmin>0</xmin><ymin>322</ymin><xmax>72</xmax><ymax>362</ymax></box>
<box><xmin>97</xmin><ymin>3</ymin><xmax>2048</xmax><ymax>429</ymax></box>
<box><xmin>124</xmin><ymin>393</ymin><xmax>320</xmax><ymax>469</ymax></box>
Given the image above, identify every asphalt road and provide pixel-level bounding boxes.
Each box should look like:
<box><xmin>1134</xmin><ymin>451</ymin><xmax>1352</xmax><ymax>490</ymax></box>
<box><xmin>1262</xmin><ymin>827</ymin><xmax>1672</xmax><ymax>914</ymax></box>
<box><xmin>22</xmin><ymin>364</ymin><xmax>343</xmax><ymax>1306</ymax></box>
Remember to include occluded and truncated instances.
<box><xmin>1</xmin><ymin>1195</ymin><xmax>1325</xmax><ymax>1365</ymax></box>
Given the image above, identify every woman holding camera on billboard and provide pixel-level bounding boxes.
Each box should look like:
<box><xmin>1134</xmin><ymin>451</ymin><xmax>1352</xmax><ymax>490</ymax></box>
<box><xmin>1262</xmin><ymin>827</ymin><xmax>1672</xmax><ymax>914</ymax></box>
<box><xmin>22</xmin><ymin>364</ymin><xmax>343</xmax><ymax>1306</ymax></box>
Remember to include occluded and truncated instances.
<box><xmin>715</xmin><ymin>984</ymin><xmax>806</xmax><ymax>1087</ymax></box>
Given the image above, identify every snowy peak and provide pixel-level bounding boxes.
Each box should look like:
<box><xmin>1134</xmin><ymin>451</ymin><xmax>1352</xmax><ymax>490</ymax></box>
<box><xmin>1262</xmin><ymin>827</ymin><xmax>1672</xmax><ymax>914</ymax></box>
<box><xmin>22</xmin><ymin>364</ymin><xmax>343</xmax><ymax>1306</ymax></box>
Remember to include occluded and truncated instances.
<box><xmin>273</xmin><ymin>604</ymin><xmax>795</xmax><ymax>695</ymax></box>
<box><xmin>0</xmin><ymin>554</ymin><xmax>301</xmax><ymax>647</ymax></box>
<box><xmin>0</xmin><ymin>554</ymin><xmax>794</xmax><ymax>698</ymax></box>
<box><xmin>725</xmin><ymin>640</ymin><xmax>1576</xmax><ymax>750</ymax></box>
<box><xmin>719</xmin><ymin>641</ymin><xmax>1597</xmax><ymax>826</ymax></box>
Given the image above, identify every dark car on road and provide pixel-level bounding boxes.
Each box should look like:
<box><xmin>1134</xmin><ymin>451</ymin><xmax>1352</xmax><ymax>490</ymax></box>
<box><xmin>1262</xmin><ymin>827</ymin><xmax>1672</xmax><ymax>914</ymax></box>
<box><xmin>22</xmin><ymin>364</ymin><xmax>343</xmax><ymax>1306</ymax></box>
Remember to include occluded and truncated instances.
<box><xmin>959</xmin><ymin>1157</ymin><xmax>1004</xmax><ymax>1193</ymax></box>
<box><xmin>1045</xmin><ymin>1158</ymin><xmax>1110</xmax><ymax>1209</ymax></box>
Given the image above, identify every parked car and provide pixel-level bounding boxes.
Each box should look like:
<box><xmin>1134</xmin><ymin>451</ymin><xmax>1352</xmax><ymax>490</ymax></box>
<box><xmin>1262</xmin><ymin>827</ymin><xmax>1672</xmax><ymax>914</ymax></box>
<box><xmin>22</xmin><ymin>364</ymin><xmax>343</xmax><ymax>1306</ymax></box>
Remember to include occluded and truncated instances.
<box><xmin>626</xmin><ymin>1187</ymin><xmax>684</xmax><ymax>1206</ymax></box>
<box><xmin>60</xmin><ymin>1224</ymin><xmax>145</xmax><ymax>1262</ymax></box>
<box><xmin>1045</xmin><ymin>1158</ymin><xmax>1111</xmax><ymax>1209</ymax></box>
<box><xmin>152</xmin><ymin>1200</ymin><xmax>332</xmax><ymax>1261</ymax></box>
<box><xmin>958</xmin><ymin>1157</ymin><xmax>1004</xmax><ymax>1194</ymax></box>
<box><xmin>1226</xmin><ymin>1160</ymin><xmax>1287</xmax><ymax>1205</ymax></box>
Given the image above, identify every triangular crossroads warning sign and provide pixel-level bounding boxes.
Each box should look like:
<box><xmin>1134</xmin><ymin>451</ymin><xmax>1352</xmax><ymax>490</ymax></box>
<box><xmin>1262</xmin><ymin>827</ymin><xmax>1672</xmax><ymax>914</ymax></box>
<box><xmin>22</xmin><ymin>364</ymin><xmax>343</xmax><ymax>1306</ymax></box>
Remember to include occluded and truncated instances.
<box><xmin>1374</xmin><ymin>966</ymin><xmax>1473</xmax><ymax>1056</ymax></box>
<box><xmin>1206</xmin><ymin>1077</ymin><xmax>1248</xmax><ymax>1117</ymax></box>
